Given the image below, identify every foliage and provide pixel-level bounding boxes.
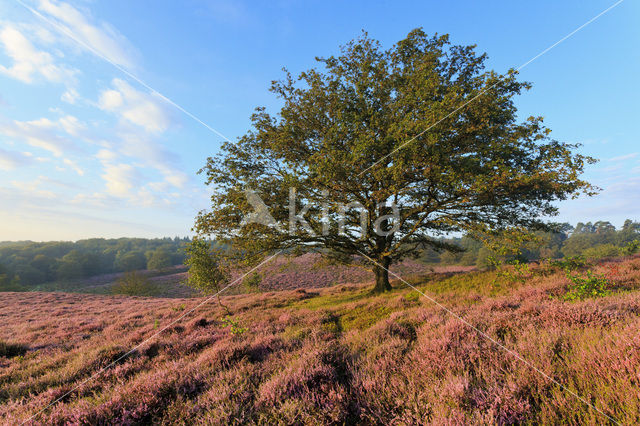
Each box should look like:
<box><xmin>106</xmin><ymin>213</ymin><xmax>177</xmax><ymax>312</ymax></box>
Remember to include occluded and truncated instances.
<box><xmin>111</xmin><ymin>271</ymin><xmax>159</xmax><ymax>297</ymax></box>
<box><xmin>221</xmin><ymin>315</ymin><xmax>248</xmax><ymax>335</ymax></box>
<box><xmin>183</xmin><ymin>239</ymin><xmax>227</xmax><ymax>295</ymax></box>
<box><xmin>563</xmin><ymin>270</ymin><xmax>612</xmax><ymax>301</ymax></box>
<box><xmin>622</xmin><ymin>239</ymin><xmax>640</xmax><ymax>255</ymax></box>
<box><xmin>495</xmin><ymin>259</ymin><xmax>533</xmax><ymax>283</ymax></box>
<box><xmin>195</xmin><ymin>29</ymin><xmax>595</xmax><ymax>292</ymax></box>
<box><xmin>147</xmin><ymin>249</ymin><xmax>173</xmax><ymax>271</ymax></box>
<box><xmin>0</xmin><ymin>237</ymin><xmax>189</xmax><ymax>288</ymax></box>
<box><xmin>581</xmin><ymin>243</ymin><xmax>621</xmax><ymax>260</ymax></box>
<box><xmin>0</xmin><ymin>265</ymin><xmax>25</xmax><ymax>292</ymax></box>
<box><xmin>548</xmin><ymin>255</ymin><xmax>587</xmax><ymax>272</ymax></box>
<box><xmin>243</xmin><ymin>272</ymin><xmax>262</xmax><ymax>292</ymax></box>
<box><xmin>425</xmin><ymin>219</ymin><xmax>639</xmax><ymax>268</ymax></box>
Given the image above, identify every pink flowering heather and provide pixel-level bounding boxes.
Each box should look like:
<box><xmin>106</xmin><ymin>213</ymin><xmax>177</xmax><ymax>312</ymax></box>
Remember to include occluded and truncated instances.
<box><xmin>1</xmin><ymin>255</ymin><xmax>639</xmax><ymax>424</ymax></box>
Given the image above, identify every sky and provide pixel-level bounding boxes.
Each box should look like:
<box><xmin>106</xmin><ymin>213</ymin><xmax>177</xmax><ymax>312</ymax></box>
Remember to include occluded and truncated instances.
<box><xmin>0</xmin><ymin>0</ymin><xmax>638</xmax><ymax>242</ymax></box>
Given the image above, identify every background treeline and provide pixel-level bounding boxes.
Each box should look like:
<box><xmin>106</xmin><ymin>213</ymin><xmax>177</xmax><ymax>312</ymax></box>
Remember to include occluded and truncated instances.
<box><xmin>1</xmin><ymin>220</ymin><xmax>638</xmax><ymax>291</ymax></box>
<box><xmin>0</xmin><ymin>237</ymin><xmax>189</xmax><ymax>290</ymax></box>
<box><xmin>420</xmin><ymin>219</ymin><xmax>640</xmax><ymax>268</ymax></box>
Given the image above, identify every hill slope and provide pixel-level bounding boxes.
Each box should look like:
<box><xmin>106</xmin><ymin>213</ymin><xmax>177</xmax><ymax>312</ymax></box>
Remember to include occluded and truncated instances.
<box><xmin>1</xmin><ymin>256</ymin><xmax>639</xmax><ymax>424</ymax></box>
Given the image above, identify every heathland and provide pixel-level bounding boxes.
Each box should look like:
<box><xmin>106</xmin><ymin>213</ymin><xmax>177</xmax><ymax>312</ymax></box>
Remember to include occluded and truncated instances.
<box><xmin>1</xmin><ymin>254</ymin><xmax>639</xmax><ymax>424</ymax></box>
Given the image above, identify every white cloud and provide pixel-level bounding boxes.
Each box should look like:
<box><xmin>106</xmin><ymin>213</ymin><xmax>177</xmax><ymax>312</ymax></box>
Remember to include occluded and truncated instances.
<box><xmin>0</xmin><ymin>25</ymin><xmax>77</xmax><ymax>84</ymax></box>
<box><xmin>0</xmin><ymin>148</ymin><xmax>34</xmax><ymax>170</ymax></box>
<box><xmin>59</xmin><ymin>114</ymin><xmax>85</xmax><ymax>136</ymax></box>
<box><xmin>95</xmin><ymin>148</ymin><xmax>118</xmax><ymax>162</ymax></box>
<box><xmin>98</xmin><ymin>79</ymin><xmax>172</xmax><ymax>133</ymax></box>
<box><xmin>63</xmin><ymin>157</ymin><xmax>84</xmax><ymax>175</ymax></box>
<box><xmin>98</xmin><ymin>88</ymin><xmax>123</xmax><ymax>109</ymax></box>
<box><xmin>118</xmin><ymin>133</ymin><xmax>188</xmax><ymax>188</ymax></box>
<box><xmin>61</xmin><ymin>87</ymin><xmax>80</xmax><ymax>104</ymax></box>
<box><xmin>102</xmin><ymin>163</ymin><xmax>137</xmax><ymax>197</ymax></box>
<box><xmin>609</xmin><ymin>152</ymin><xmax>638</xmax><ymax>162</ymax></box>
<box><xmin>37</xmin><ymin>0</ymin><xmax>137</xmax><ymax>69</ymax></box>
<box><xmin>0</xmin><ymin>115</ymin><xmax>84</xmax><ymax>156</ymax></box>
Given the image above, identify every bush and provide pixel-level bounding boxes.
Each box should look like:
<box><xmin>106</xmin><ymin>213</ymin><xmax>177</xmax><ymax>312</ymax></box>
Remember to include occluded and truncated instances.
<box><xmin>563</xmin><ymin>270</ymin><xmax>611</xmax><ymax>301</ymax></box>
<box><xmin>147</xmin><ymin>249</ymin><xmax>173</xmax><ymax>271</ymax></box>
<box><xmin>581</xmin><ymin>244</ymin><xmax>621</xmax><ymax>260</ymax></box>
<box><xmin>548</xmin><ymin>255</ymin><xmax>586</xmax><ymax>272</ymax></box>
<box><xmin>243</xmin><ymin>272</ymin><xmax>262</xmax><ymax>292</ymax></box>
<box><xmin>112</xmin><ymin>271</ymin><xmax>159</xmax><ymax>296</ymax></box>
<box><xmin>621</xmin><ymin>239</ymin><xmax>640</xmax><ymax>256</ymax></box>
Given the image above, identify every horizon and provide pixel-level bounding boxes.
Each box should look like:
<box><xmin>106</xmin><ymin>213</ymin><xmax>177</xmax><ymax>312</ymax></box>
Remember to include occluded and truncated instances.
<box><xmin>1</xmin><ymin>0</ymin><xmax>639</xmax><ymax>241</ymax></box>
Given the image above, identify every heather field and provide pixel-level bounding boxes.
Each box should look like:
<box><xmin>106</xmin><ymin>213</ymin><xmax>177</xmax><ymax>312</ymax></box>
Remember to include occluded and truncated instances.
<box><xmin>1</xmin><ymin>255</ymin><xmax>639</xmax><ymax>425</ymax></box>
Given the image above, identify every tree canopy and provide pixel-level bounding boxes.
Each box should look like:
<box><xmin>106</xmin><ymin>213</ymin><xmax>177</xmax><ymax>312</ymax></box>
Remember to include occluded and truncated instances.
<box><xmin>195</xmin><ymin>29</ymin><xmax>596</xmax><ymax>292</ymax></box>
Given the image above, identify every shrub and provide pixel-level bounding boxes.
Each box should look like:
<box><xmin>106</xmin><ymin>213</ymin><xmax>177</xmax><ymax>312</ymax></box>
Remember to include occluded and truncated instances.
<box><xmin>563</xmin><ymin>270</ymin><xmax>611</xmax><ymax>301</ymax></box>
<box><xmin>621</xmin><ymin>239</ymin><xmax>640</xmax><ymax>256</ymax></box>
<box><xmin>243</xmin><ymin>272</ymin><xmax>262</xmax><ymax>292</ymax></box>
<box><xmin>548</xmin><ymin>255</ymin><xmax>586</xmax><ymax>272</ymax></box>
<box><xmin>582</xmin><ymin>244</ymin><xmax>621</xmax><ymax>260</ymax></box>
<box><xmin>111</xmin><ymin>271</ymin><xmax>159</xmax><ymax>296</ymax></box>
<box><xmin>183</xmin><ymin>239</ymin><xmax>227</xmax><ymax>295</ymax></box>
<box><xmin>222</xmin><ymin>316</ymin><xmax>248</xmax><ymax>335</ymax></box>
<box><xmin>496</xmin><ymin>259</ymin><xmax>532</xmax><ymax>283</ymax></box>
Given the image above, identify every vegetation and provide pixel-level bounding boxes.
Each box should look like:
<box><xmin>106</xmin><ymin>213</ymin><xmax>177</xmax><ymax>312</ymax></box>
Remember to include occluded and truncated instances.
<box><xmin>195</xmin><ymin>29</ymin><xmax>595</xmax><ymax>292</ymax></box>
<box><xmin>420</xmin><ymin>219</ymin><xmax>640</xmax><ymax>268</ymax></box>
<box><xmin>183</xmin><ymin>239</ymin><xmax>228</xmax><ymax>295</ymax></box>
<box><xmin>1</xmin><ymin>255</ymin><xmax>639</xmax><ymax>424</ymax></box>
<box><xmin>0</xmin><ymin>237</ymin><xmax>188</xmax><ymax>289</ymax></box>
<box><xmin>111</xmin><ymin>272</ymin><xmax>160</xmax><ymax>297</ymax></box>
<box><xmin>563</xmin><ymin>270</ymin><xmax>611</xmax><ymax>301</ymax></box>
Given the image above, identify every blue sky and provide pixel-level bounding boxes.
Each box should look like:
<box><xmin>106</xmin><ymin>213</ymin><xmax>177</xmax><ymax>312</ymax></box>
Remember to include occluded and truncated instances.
<box><xmin>0</xmin><ymin>0</ymin><xmax>638</xmax><ymax>241</ymax></box>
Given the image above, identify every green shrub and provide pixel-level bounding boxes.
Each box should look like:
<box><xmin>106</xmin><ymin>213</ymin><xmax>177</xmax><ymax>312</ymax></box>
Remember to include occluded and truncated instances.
<box><xmin>581</xmin><ymin>244</ymin><xmax>621</xmax><ymax>260</ymax></box>
<box><xmin>243</xmin><ymin>272</ymin><xmax>262</xmax><ymax>292</ymax></box>
<box><xmin>563</xmin><ymin>270</ymin><xmax>611</xmax><ymax>301</ymax></box>
<box><xmin>111</xmin><ymin>271</ymin><xmax>159</xmax><ymax>296</ymax></box>
<box><xmin>548</xmin><ymin>255</ymin><xmax>586</xmax><ymax>272</ymax></box>
<box><xmin>621</xmin><ymin>239</ymin><xmax>640</xmax><ymax>255</ymax></box>
<box><xmin>222</xmin><ymin>315</ymin><xmax>248</xmax><ymax>335</ymax></box>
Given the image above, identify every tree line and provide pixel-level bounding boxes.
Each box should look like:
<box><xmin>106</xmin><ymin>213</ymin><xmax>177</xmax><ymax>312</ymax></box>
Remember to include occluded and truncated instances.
<box><xmin>0</xmin><ymin>237</ymin><xmax>189</xmax><ymax>290</ymax></box>
<box><xmin>419</xmin><ymin>219</ymin><xmax>640</xmax><ymax>268</ymax></box>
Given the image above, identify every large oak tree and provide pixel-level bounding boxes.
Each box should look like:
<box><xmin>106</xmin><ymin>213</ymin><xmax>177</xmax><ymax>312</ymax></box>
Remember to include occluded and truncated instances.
<box><xmin>194</xmin><ymin>29</ymin><xmax>595</xmax><ymax>292</ymax></box>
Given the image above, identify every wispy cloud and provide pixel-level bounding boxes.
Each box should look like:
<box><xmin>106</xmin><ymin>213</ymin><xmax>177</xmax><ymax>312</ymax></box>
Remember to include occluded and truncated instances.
<box><xmin>0</xmin><ymin>25</ymin><xmax>77</xmax><ymax>84</ymax></box>
<box><xmin>608</xmin><ymin>152</ymin><xmax>638</xmax><ymax>162</ymax></box>
<box><xmin>99</xmin><ymin>79</ymin><xmax>173</xmax><ymax>133</ymax></box>
<box><xmin>0</xmin><ymin>115</ymin><xmax>84</xmax><ymax>157</ymax></box>
<box><xmin>36</xmin><ymin>0</ymin><xmax>137</xmax><ymax>69</ymax></box>
<box><xmin>61</xmin><ymin>87</ymin><xmax>80</xmax><ymax>104</ymax></box>
<box><xmin>101</xmin><ymin>162</ymin><xmax>138</xmax><ymax>198</ymax></box>
<box><xmin>0</xmin><ymin>148</ymin><xmax>34</xmax><ymax>170</ymax></box>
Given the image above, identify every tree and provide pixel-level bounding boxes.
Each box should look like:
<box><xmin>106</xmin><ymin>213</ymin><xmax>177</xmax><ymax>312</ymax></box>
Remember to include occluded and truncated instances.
<box><xmin>112</xmin><ymin>271</ymin><xmax>159</xmax><ymax>296</ymax></box>
<box><xmin>115</xmin><ymin>251</ymin><xmax>147</xmax><ymax>272</ymax></box>
<box><xmin>183</xmin><ymin>239</ymin><xmax>227</xmax><ymax>295</ymax></box>
<box><xmin>147</xmin><ymin>249</ymin><xmax>172</xmax><ymax>271</ymax></box>
<box><xmin>194</xmin><ymin>29</ymin><xmax>596</xmax><ymax>292</ymax></box>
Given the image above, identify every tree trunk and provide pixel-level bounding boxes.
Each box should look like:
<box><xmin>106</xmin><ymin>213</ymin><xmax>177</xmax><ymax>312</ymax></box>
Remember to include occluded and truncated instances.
<box><xmin>372</xmin><ymin>257</ymin><xmax>392</xmax><ymax>292</ymax></box>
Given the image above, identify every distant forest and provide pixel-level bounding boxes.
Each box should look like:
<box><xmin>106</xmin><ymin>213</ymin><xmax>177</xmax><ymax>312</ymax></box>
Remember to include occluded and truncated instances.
<box><xmin>419</xmin><ymin>220</ymin><xmax>640</xmax><ymax>268</ymax></box>
<box><xmin>0</xmin><ymin>237</ymin><xmax>189</xmax><ymax>290</ymax></box>
<box><xmin>1</xmin><ymin>220</ymin><xmax>639</xmax><ymax>291</ymax></box>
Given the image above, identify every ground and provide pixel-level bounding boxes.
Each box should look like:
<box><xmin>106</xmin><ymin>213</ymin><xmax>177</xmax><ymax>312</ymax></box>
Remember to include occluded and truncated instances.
<box><xmin>1</xmin><ymin>256</ymin><xmax>639</xmax><ymax>424</ymax></box>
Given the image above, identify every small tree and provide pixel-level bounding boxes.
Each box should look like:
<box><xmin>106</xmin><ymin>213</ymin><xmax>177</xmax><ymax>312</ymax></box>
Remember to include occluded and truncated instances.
<box><xmin>147</xmin><ymin>249</ymin><xmax>172</xmax><ymax>271</ymax></box>
<box><xmin>195</xmin><ymin>29</ymin><xmax>596</xmax><ymax>292</ymax></box>
<box><xmin>112</xmin><ymin>271</ymin><xmax>159</xmax><ymax>296</ymax></box>
<box><xmin>183</xmin><ymin>239</ymin><xmax>227</xmax><ymax>295</ymax></box>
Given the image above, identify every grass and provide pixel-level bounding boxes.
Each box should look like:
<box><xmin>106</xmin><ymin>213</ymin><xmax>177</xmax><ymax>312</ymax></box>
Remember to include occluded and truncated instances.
<box><xmin>0</xmin><ymin>255</ymin><xmax>639</xmax><ymax>424</ymax></box>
